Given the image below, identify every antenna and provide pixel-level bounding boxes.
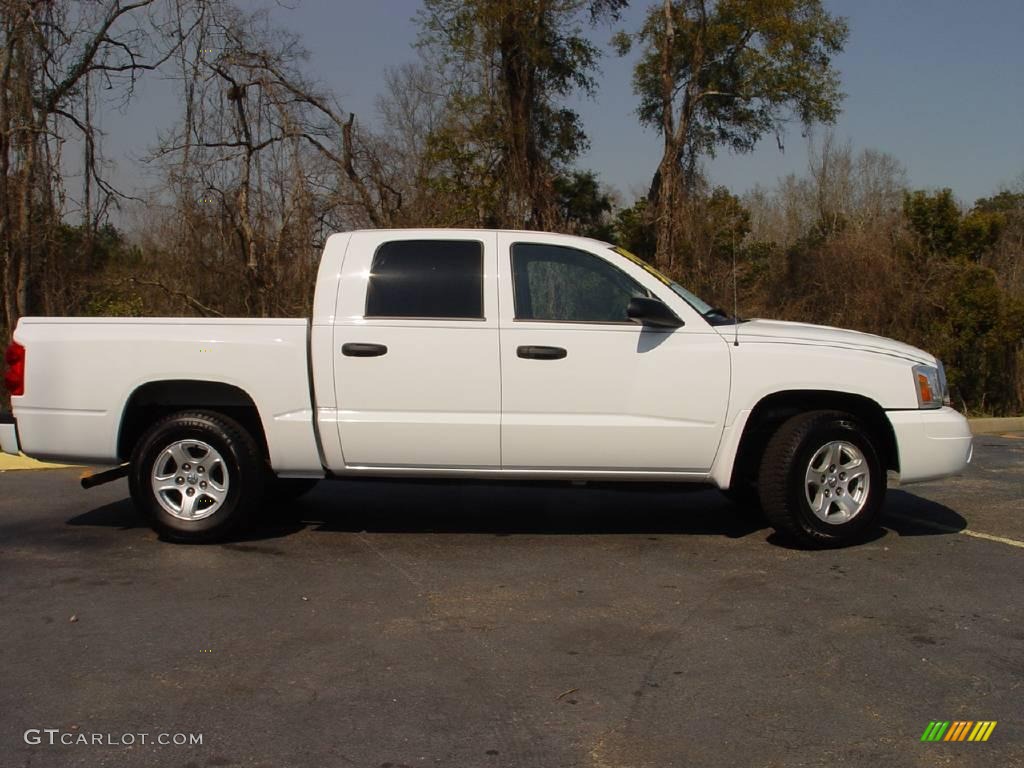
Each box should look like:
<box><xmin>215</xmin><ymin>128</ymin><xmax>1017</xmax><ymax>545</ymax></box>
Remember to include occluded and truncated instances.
<box><xmin>732</xmin><ymin>222</ymin><xmax>740</xmax><ymax>347</ymax></box>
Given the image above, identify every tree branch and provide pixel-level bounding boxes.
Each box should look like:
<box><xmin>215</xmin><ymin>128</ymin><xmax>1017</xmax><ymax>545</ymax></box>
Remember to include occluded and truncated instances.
<box><xmin>43</xmin><ymin>0</ymin><xmax>157</xmax><ymax>115</ymax></box>
<box><xmin>120</xmin><ymin>276</ymin><xmax>225</xmax><ymax>317</ymax></box>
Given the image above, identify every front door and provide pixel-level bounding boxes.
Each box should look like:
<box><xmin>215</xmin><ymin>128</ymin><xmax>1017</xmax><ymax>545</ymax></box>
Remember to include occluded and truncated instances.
<box><xmin>497</xmin><ymin>235</ymin><xmax>730</xmax><ymax>473</ymax></box>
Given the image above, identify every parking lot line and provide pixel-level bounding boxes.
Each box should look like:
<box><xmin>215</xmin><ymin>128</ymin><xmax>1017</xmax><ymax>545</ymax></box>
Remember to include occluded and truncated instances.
<box><xmin>886</xmin><ymin>510</ymin><xmax>1024</xmax><ymax>550</ymax></box>
<box><xmin>960</xmin><ymin>529</ymin><xmax>1024</xmax><ymax>549</ymax></box>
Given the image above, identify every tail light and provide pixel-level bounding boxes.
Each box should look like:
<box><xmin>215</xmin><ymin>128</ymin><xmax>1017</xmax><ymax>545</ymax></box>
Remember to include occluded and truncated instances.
<box><xmin>4</xmin><ymin>341</ymin><xmax>24</xmax><ymax>396</ymax></box>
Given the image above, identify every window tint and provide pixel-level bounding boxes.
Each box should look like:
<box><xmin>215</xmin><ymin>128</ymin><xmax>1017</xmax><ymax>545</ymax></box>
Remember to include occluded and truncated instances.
<box><xmin>512</xmin><ymin>243</ymin><xmax>650</xmax><ymax>323</ymax></box>
<box><xmin>366</xmin><ymin>240</ymin><xmax>484</xmax><ymax>319</ymax></box>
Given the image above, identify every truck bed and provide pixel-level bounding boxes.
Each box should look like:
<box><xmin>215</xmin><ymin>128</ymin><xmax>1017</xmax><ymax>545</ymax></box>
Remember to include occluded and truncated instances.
<box><xmin>11</xmin><ymin>317</ymin><xmax>322</xmax><ymax>473</ymax></box>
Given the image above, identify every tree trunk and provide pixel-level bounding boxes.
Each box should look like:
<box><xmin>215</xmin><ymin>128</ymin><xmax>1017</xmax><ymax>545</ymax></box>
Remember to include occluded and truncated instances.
<box><xmin>0</xmin><ymin>15</ymin><xmax>13</xmax><ymax>333</ymax></box>
<box><xmin>649</xmin><ymin>0</ymin><xmax>704</xmax><ymax>269</ymax></box>
<box><xmin>652</xmin><ymin>160</ymin><xmax>677</xmax><ymax>268</ymax></box>
<box><xmin>15</xmin><ymin>120</ymin><xmax>37</xmax><ymax>319</ymax></box>
<box><xmin>499</xmin><ymin>3</ymin><xmax>554</xmax><ymax>230</ymax></box>
<box><xmin>649</xmin><ymin>0</ymin><xmax>679</xmax><ymax>268</ymax></box>
<box><xmin>500</xmin><ymin>7</ymin><xmax>534</xmax><ymax>227</ymax></box>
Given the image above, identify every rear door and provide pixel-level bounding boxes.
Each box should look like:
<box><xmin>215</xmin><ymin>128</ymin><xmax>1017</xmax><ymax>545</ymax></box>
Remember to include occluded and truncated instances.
<box><xmin>497</xmin><ymin>234</ymin><xmax>730</xmax><ymax>473</ymax></box>
<box><xmin>333</xmin><ymin>232</ymin><xmax>500</xmax><ymax>468</ymax></box>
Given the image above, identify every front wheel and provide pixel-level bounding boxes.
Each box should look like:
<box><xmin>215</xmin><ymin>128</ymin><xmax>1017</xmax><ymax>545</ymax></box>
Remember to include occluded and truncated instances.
<box><xmin>758</xmin><ymin>410</ymin><xmax>886</xmax><ymax>548</ymax></box>
<box><xmin>129</xmin><ymin>410</ymin><xmax>265</xmax><ymax>543</ymax></box>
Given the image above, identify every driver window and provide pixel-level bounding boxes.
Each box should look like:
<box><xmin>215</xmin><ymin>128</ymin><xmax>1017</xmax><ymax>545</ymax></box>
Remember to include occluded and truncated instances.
<box><xmin>511</xmin><ymin>243</ymin><xmax>650</xmax><ymax>323</ymax></box>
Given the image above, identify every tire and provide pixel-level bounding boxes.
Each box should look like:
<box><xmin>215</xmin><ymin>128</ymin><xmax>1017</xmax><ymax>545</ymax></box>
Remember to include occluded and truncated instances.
<box><xmin>758</xmin><ymin>410</ymin><xmax>886</xmax><ymax>548</ymax></box>
<box><xmin>129</xmin><ymin>410</ymin><xmax>265</xmax><ymax>543</ymax></box>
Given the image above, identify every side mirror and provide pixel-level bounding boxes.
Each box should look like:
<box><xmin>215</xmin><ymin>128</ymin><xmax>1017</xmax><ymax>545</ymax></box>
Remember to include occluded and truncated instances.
<box><xmin>627</xmin><ymin>296</ymin><xmax>684</xmax><ymax>329</ymax></box>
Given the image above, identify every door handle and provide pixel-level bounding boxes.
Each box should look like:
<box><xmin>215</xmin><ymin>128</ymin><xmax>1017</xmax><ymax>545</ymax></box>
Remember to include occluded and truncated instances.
<box><xmin>342</xmin><ymin>342</ymin><xmax>388</xmax><ymax>357</ymax></box>
<box><xmin>517</xmin><ymin>345</ymin><xmax>567</xmax><ymax>360</ymax></box>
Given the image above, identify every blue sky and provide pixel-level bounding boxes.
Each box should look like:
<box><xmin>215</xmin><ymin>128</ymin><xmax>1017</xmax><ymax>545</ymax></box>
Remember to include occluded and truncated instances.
<box><xmin>104</xmin><ymin>0</ymin><xmax>1024</xmax><ymax>207</ymax></box>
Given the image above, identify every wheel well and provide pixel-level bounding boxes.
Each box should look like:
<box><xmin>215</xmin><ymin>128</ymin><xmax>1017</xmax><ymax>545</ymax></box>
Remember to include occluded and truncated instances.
<box><xmin>117</xmin><ymin>380</ymin><xmax>269</xmax><ymax>462</ymax></box>
<box><xmin>730</xmin><ymin>390</ymin><xmax>899</xmax><ymax>489</ymax></box>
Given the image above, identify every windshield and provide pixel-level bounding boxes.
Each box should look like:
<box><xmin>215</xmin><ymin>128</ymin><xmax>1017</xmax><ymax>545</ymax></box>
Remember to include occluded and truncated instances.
<box><xmin>610</xmin><ymin>246</ymin><xmax>715</xmax><ymax>316</ymax></box>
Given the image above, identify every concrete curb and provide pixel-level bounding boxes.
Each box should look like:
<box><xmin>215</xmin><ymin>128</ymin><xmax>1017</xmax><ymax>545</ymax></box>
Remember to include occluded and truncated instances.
<box><xmin>0</xmin><ymin>454</ymin><xmax>77</xmax><ymax>471</ymax></box>
<box><xmin>969</xmin><ymin>417</ymin><xmax>1024</xmax><ymax>436</ymax></box>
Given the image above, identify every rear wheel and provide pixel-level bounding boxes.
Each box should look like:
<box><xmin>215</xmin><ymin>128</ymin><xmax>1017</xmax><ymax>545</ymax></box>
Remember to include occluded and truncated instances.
<box><xmin>129</xmin><ymin>410</ymin><xmax>264</xmax><ymax>543</ymax></box>
<box><xmin>758</xmin><ymin>410</ymin><xmax>885</xmax><ymax>548</ymax></box>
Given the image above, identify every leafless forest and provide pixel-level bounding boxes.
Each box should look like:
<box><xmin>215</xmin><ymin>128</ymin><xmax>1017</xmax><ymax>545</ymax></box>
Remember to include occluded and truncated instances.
<box><xmin>2</xmin><ymin>0</ymin><xmax>1021</xmax><ymax>413</ymax></box>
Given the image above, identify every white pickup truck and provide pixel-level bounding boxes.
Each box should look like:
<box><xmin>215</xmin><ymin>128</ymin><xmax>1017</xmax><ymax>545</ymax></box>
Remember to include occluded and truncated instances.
<box><xmin>1</xmin><ymin>229</ymin><xmax>973</xmax><ymax>546</ymax></box>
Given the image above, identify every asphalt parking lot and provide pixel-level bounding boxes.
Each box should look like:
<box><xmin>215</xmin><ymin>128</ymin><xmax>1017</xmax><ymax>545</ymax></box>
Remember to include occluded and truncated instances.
<box><xmin>1</xmin><ymin>436</ymin><xmax>1022</xmax><ymax>768</ymax></box>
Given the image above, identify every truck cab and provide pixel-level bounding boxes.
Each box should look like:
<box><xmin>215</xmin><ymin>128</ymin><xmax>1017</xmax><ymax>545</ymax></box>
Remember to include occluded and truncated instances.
<box><xmin>316</xmin><ymin>230</ymin><xmax>730</xmax><ymax>476</ymax></box>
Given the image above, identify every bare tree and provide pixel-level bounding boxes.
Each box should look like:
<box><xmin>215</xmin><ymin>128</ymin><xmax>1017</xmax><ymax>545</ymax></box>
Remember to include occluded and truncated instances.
<box><xmin>0</xmin><ymin>0</ymin><xmax>198</xmax><ymax>331</ymax></box>
<box><xmin>147</xmin><ymin>1</ymin><xmax>406</xmax><ymax>315</ymax></box>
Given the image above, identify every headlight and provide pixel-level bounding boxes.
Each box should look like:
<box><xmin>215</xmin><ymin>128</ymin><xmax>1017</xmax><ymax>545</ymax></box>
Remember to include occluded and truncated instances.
<box><xmin>936</xmin><ymin>360</ymin><xmax>951</xmax><ymax>406</ymax></box>
<box><xmin>912</xmin><ymin>363</ymin><xmax>947</xmax><ymax>409</ymax></box>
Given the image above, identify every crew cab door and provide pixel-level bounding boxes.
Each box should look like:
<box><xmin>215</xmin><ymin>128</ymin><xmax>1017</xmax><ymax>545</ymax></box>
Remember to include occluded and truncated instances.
<box><xmin>333</xmin><ymin>232</ymin><xmax>500</xmax><ymax>468</ymax></box>
<box><xmin>497</xmin><ymin>235</ymin><xmax>730</xmax><ymax>473</ymax></box>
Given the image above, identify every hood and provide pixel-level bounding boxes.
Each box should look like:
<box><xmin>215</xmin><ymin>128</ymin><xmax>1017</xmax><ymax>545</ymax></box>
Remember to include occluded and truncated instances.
<box><xmin>729</xmin><ymin>319</ymin><xmax>935</xmax><ymax>365</ymax></box>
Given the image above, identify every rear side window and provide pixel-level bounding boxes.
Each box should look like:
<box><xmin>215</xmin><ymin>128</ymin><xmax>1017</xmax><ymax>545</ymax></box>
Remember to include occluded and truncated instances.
<box><xmin>511</xmin><ymin>243</ymin><xmax>649</xmax><ymax>323</ymax></box>
<box><xmin>365</xmin><ymin>240</ymin><xmax>484</xmax><ymax>319</ymax></box>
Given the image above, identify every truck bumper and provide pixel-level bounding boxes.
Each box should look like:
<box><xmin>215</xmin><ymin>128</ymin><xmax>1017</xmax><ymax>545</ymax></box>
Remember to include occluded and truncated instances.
<box><xmin>1</xmin><ymin>411</ymin><xmax>20</xmax><ymax>456</ymax></box>
<box><xmin>887</xmin><ymin>406</ymin><xmax>973</xmax><ymax>485</ymax></box>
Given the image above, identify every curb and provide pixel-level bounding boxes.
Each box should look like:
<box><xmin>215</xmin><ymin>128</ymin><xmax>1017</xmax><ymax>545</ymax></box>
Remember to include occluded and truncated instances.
<box><xmin>968</xmin><ymin>417</ymin><xmax>1024</xmax><ymax>436</ymax></box>
<box><xmin>0</xmin><ymin>454</ymin><xmax>77</xmax><ymax>471</ymax></box>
